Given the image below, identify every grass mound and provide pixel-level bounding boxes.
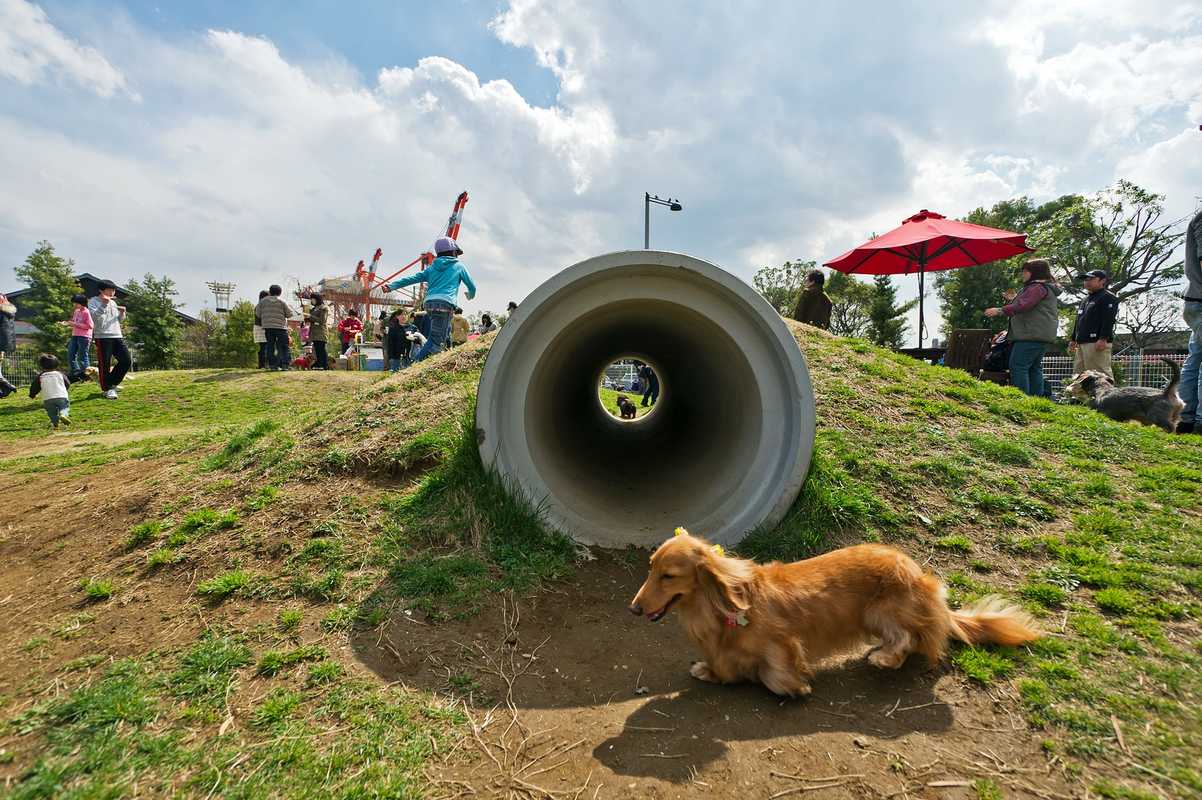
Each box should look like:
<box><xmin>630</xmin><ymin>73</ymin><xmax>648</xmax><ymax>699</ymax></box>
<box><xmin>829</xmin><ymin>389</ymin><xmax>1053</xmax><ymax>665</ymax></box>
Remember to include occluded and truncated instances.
<box><xmin>4</xmin><ymin>325</ymin><xmax>1201</xmax><ymax>798</ymax></box>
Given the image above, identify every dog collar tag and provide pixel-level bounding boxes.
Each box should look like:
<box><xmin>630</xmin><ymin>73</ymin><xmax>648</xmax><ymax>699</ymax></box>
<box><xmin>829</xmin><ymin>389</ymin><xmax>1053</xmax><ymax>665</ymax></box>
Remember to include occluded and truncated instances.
<box><xmin>725</xmin><ymin>611</ymin><xmax>749</xmax><ymax>628</ymax></box>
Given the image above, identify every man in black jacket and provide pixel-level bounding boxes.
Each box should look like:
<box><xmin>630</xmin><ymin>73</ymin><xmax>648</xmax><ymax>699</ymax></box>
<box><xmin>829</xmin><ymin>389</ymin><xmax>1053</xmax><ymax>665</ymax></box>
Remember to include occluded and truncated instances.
<box><xmin>1069</xmin><ymin>270</ymin><xmax>1119</xmax><ymax>379</ymax></box>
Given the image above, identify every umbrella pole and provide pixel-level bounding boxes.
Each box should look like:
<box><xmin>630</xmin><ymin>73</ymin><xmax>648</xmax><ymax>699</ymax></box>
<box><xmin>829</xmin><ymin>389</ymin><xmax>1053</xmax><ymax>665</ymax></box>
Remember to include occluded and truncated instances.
<box><xmin>918</xmin><ymin>266</ymin><xmax>925</xmax><ymax>349</ymax></box>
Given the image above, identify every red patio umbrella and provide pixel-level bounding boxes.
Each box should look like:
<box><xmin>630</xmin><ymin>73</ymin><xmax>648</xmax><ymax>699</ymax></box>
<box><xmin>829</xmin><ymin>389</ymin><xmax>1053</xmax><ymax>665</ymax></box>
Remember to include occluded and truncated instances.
<box><xmin>824</xmin><ymin>210</ymin><xmax>1032</xmax><ymax>348</ymax></box>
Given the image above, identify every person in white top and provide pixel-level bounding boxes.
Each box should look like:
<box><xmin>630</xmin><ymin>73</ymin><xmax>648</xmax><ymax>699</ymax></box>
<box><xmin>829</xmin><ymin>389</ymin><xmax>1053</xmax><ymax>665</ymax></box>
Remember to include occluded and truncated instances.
<box><xmin>29</xmin><ymin>353</ymin><xmax>72</xmax><ymax>429</ymax></box>
<box><xmin>88</xmin><ymin>279</ymin><xmax>131</xmax><ymax>400</ymax></box>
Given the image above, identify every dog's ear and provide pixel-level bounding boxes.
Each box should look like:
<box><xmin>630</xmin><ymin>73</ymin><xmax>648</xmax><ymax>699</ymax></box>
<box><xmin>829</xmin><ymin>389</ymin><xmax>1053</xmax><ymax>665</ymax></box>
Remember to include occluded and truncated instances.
<box><xmin>696</xmin><ymin>554</ymin><xmax>749</xmax><ymax>616</ymax></box>
<box><xmin>1082</xmin><ymin>375</ymin><xmax>1097</xmax><ymax>391</ymax></box>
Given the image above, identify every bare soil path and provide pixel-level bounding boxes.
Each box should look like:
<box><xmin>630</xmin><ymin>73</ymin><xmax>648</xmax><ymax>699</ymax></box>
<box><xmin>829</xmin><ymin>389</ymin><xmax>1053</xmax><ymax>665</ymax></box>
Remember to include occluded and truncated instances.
<box><xmin>356</xmin><ymin>556</ymin><xmax>1074</xmax><ymax>799</ymax></box>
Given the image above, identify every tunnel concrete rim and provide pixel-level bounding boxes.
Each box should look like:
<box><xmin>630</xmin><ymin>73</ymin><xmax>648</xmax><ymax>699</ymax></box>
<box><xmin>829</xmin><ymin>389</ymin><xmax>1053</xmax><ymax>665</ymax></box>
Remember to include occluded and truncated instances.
<box><xmin>476</xmin><ymin>250</ymin><xmax>816</xmax><ymax>548</ymax></box>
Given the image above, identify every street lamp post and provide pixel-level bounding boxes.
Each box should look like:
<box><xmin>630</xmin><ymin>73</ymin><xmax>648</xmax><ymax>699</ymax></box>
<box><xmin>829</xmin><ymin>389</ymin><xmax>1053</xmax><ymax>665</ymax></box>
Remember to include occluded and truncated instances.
<box><xmin>644</xmin><ymin>192</ymin><xmax>683</xmax><ymax>249</ymax></box>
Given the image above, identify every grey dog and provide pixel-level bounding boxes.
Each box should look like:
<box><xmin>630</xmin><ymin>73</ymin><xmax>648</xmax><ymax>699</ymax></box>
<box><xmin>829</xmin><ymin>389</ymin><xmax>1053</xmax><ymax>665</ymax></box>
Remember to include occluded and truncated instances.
<box><xmin>1064</xmin><ymin>357</ymin><xmax>1184</xmax><ymax>433</ymax></box>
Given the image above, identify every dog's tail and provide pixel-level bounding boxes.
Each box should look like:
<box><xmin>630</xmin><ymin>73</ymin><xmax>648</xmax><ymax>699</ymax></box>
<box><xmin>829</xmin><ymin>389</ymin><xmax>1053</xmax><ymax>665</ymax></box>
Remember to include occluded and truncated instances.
<box><xmin>1160</xmin><ymin>357</ymin><xmax>1181</xmax><ymax>398</ymax></box>
<box><xmin>948</xmin><ymin>596</ymin><xmax>1040</xmax><ymax>647</ymax></box>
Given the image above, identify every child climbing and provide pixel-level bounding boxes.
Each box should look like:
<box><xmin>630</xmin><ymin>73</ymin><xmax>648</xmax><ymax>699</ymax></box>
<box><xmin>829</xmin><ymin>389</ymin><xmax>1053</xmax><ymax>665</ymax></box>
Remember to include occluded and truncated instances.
<box><xmin>30</xmin><ymin>353</ymin><xmax>72</xmax><ymax>429</ymax></box>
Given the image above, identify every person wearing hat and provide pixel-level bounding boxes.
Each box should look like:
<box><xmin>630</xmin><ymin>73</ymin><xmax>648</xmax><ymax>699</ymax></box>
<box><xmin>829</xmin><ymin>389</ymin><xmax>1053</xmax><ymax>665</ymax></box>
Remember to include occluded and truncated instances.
<box><xmin>1068</xmin><ymin>270</ymin><xmax>1119</xmax><ymax>380</ymax></box>
<box><xmin>88</xmin><ymin>279</ymin><xmax>131</xmax><ymax>399</ymax></box>
<box><xmin>385</xmin><ymin>236</ymin><xmax>476</xmax><ymax>362</ymax></box>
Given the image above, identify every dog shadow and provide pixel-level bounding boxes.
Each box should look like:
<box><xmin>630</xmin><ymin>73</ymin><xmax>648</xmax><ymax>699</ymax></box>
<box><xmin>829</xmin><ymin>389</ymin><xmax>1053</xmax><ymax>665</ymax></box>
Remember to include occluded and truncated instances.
<box><xmin>593</xmin><ymin>657</ymin><xmax>953</xmax><ymax>781</ymax></box>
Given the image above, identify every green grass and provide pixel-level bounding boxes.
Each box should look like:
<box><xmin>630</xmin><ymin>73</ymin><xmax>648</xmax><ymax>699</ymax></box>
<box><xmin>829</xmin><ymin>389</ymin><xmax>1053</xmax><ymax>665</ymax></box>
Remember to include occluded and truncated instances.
<box><xmin>935</xmin><ymin>535</ymin><xmax>973</xmax><ymax>554</ymax></box>
<box><xmin>256</xmin><ymin>645</ymin><xmax>327</xmax><ymax>677</ymax></box>
<box><xmin>0</xmin><ymin>368</ymin><xmax>374</xmax><ymax>442</ymax></box>
<box><xmin>146</xmin><ymin>547</ymin><xmax>181</xmax><ymax>568</ymax></box>
<box><xmin>124</xmin><ymin>520</ymin><xmax>164</xmax><ymax>550</ymax></box>
<box><xmin>1021</xmin><ymin>581</ymin><xmax>1069</xmax><ymax>608</ymax></box>
<box><xmin>168</xmin><ymin>630</ymin><xmax>253</xmax><ymax>705</ymax></box>
<box><xmin>6</xmin><ymin>629</ymin><xmax>458</xmax><ymax>799</ymax></box>
<box><xmin>195</xmin><ymin>569</ymin><xmax>251</xmax><ymax>601</ymax></box>
<box><xmin>597</xmin><ymin>386</ymin><xmax>653</xmax><ymax>418</ymax></box>
<box><xmin>79</xmin><ymin>578</ymin><xmax>116</xmax><ymax>602</ymax></box>
<box><xmin>6</xmin><ymin>323</ymin><xmax>1202</xmax><ymax>799</ymax></box>
<box><xmin>277</xmin><ymin>609</ymin><xmax>303</xmax><ymax>633</ymax></box>
<box><xmin>370</xmin><ymin>404</ymin><xmax>577</xmax><ymax>617</ymax></box>
<box><xmin>958</xmin><ymin>431</ymin><xmax>1035</xmax><ymax>466</ymax></box>
<box><xmin>951</xmin><ymin>645</ymin><xmax>1018</xmax><ymax>684</ymax></box>
<box><xmin>739</xmin><ymin>436</ymin><xmax>901</xmax><ymax>562</ymax></box>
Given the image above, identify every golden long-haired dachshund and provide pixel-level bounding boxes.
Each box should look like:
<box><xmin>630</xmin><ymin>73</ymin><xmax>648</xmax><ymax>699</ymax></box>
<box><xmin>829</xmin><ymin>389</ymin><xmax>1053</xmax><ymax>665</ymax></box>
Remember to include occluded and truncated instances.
<box><xmin>630</xmin><ymin>530</ymin><xmax>1039</xmax><ymax>697</ymax></box>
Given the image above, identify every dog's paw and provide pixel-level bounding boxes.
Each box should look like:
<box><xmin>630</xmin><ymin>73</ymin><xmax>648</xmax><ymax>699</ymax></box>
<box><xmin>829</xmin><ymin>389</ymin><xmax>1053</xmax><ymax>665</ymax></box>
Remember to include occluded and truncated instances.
<box><xmin>689</xmin><ymin>661</ymin><xmax>717</xmax><ymax>683</ymax></box>
<box><xmin>868</xmin><ymin>648</ymin><xmax>907</xmax><ymax>669</ymax></box>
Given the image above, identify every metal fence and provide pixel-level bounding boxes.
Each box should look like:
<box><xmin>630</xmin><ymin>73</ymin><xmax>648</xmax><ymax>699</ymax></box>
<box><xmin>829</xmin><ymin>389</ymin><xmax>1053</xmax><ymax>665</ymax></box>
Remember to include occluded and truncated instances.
<box><xmin>1041</xmin><ymin>353</ymin><xmax>1185</xmax><ymax>396</ymax></box>
<box><xmin>1</xmin><ymin>345</ymin><xmax>249</xmax><ymax>388</ymax></box>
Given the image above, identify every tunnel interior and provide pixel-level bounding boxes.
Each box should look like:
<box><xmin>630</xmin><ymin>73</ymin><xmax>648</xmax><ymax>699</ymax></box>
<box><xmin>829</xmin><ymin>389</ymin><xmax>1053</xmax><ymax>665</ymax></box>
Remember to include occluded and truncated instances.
<box><xmin>523</xmin><ymin>300</ymin><xmax>762</xmax><ymax>540</ymax></box>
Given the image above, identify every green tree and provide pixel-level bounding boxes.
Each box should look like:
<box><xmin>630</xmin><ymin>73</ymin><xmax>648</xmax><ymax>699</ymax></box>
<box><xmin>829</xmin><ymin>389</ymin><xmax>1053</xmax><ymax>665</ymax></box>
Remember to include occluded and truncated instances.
<box><xmin>1029</xmin><ymin>180</ymin><xmax>1186</xmax><ymax>307</ymax></box>
<box><xmin>216</xmin><ymin>300</ymin><xmax>257</xmax><ymax>367</ymax></box>
<box><xmin>124</xmin><ymin>274</ymin><xmax>183</xmax><ymax>369</ymax></box>
<box><xmin>867</xmin><ymin>274</ymin><xmax>916</xmax><ymax>349</ymax></box>
<box><xmin>185</xmin><ymin>310</ymin><xmax>224</xmax><ymax>367</ymax></box>
<box><xmin>13</xmin><ymin>241</ymin><xmax>81</xmax><ymax>356</ymax></box>
<box><xmin>752</xmin><ymin>260</ymin><xmax>814</xmax><ymax>314</ymax></box>
<box><xmin>825</xmin><ymin>270</ymin><xmax>874</xmax><ymax>337</ymax></box>
<box><xmin>935</xmin><ymin>195</ymin><xmax>1076</xmax><ymax>335</ymax></box>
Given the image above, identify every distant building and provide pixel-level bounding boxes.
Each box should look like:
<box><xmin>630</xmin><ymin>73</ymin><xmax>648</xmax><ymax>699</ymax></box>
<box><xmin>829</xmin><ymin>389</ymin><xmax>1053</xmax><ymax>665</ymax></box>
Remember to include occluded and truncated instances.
<box><xmin>2</xmin><ymin>272</ymin><xmax>198</xmax><ymax>344</ymax></box>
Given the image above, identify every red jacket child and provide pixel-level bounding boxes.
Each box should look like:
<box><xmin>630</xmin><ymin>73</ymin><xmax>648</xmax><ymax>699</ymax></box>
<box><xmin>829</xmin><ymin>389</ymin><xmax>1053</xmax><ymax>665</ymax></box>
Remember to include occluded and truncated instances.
<box><xmin>337</xmin><ymin>313</ymin><xmax>363</xmax><ymax>351</ymax></box>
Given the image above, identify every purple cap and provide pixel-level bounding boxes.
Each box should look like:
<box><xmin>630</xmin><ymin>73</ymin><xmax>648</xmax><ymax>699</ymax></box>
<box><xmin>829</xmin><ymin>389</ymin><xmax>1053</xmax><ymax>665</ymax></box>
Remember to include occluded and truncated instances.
<box><xmin>433</xmin><ymin>236</ymin><xmax>462</xmax><ymax>256</ymax></box>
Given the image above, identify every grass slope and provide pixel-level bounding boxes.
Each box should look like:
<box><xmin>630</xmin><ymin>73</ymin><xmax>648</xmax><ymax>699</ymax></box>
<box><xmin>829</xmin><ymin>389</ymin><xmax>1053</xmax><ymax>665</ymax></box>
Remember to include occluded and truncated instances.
<box><xmin>597</xmin><ymin>386</ymin><xmax>654</xmax><ymax>418</ymax></box>
<box><xmin>3</xmin><ymin>327</ymin><xmax>1201</xmax><ymax>799</ymax></box>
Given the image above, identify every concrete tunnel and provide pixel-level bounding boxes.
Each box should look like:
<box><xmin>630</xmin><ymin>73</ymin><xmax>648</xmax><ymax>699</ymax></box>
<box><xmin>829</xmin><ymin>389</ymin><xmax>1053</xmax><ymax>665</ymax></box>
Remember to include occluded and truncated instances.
<box><xmin>475</xmin><ymin>251</ymin><xmax>816</xmax><ymax>548</ymax></box>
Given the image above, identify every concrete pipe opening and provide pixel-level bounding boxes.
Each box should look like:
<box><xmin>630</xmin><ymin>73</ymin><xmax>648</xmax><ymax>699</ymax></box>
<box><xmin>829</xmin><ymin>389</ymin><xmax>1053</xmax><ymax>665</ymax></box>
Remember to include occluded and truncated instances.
<box><xmin>476</xmin><ymin>251</ymin><xmax>816</xmax><ymax>548</ymax></box>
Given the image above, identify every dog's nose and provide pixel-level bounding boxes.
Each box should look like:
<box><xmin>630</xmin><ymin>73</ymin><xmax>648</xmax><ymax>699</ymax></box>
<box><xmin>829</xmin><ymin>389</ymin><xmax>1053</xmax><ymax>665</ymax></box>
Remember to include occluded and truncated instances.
<box><xmin>629</xmin><ymin>603</ymin><xmax>643</xmax><ymax>616</ymax></box>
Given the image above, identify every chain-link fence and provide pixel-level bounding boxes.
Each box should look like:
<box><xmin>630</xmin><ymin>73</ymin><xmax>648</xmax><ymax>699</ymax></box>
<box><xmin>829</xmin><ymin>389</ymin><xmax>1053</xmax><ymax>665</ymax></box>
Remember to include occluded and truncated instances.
<box><xmin>1</xmin><ymin>344</ymin><xmax>252</xmax><ymax>388</ymax></box>
<box><xmin>1041</xmin><ymin>353</ymin><xmax>1185</xmax><ymax>396</ymax></box>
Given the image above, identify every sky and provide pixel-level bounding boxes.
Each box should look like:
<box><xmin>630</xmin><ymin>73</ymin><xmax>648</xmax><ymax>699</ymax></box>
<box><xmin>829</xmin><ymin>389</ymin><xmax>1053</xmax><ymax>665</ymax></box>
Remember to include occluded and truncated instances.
<box><xmin>1</xmin><ymin>0</ymin><xmax>1200</xmax><ymax>344</ymax></box>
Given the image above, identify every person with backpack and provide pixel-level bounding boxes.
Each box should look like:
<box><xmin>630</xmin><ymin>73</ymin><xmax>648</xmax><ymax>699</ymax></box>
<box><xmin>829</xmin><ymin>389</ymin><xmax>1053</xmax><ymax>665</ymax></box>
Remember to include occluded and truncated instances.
<box><xmin>985</xmin><ymin>258</ymin><xmax>1062</xmax><ymax>397</ymax></box>
<box><xmin>385</xmin><ymin>237</ymin><xmax>476</xmax><ymax>362</ymax></box>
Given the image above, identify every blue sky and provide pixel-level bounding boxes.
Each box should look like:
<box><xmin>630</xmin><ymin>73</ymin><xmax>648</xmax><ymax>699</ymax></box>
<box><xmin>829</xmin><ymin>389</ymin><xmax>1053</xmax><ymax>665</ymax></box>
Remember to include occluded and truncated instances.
<box><xmin>41</xmin><ymin>0</ymin><xmax>560</xmax><ymax>103</ymax></box>
<box><xmin>2</xmin><ymin>0</ymin><xmax>1200</xmax><ymax>342</ymax></box>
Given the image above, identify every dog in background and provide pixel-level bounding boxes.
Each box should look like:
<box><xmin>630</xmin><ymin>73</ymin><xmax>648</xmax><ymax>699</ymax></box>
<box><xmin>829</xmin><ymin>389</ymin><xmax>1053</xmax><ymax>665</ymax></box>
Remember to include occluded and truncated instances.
<box><xmin>1064</xmin><ymin>357</ymin><xmax>1183</xmax><ymax>433</ymax></box>
<box><xmin>617</xmin><ymin>394</ymin><xmax>637</xmax><ymax>419</ymax></box>
<box><xmin>630</xmin><ymin>529</ymin><xmax>1039</xmax><ymax>697</ymax></box>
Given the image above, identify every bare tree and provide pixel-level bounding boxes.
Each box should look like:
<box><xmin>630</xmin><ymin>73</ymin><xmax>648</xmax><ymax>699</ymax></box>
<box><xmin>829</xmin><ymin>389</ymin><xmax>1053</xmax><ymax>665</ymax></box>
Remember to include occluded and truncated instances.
<box><xmin>1117</xmin><ymin>291</ymin><xmax>1183</xmax><ymax>351</ymax></box>
<box><xmin>1031</xmin><ymin>181</ymin><xmax>1186</xmax><ymax>306</ymax></box>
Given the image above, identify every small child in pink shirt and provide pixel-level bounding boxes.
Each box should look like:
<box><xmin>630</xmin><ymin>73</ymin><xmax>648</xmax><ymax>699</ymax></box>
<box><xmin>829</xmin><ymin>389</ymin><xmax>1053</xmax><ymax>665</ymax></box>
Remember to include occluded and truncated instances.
<box><xmin>66</xmin><ymin>293</ymin><xmax>93</xmax><ymax>379</ymax></box>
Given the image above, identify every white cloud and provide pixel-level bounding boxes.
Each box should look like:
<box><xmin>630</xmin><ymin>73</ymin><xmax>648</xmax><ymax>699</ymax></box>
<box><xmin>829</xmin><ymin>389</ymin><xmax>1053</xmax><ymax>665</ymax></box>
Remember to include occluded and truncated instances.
<box><xmin>1</xmin><ymin>0</ymin><xmax>1199</xmax><ymax>346</ymax></box>
<box><xmin>0</xmin><ymin>0</ymin><xmax>134</xmax><ymax>98</ymax></box>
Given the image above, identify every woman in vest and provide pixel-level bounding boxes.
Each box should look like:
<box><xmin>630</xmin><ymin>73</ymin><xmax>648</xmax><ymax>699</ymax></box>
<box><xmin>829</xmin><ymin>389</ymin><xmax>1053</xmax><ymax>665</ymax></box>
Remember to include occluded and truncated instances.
<box><xmin>986</xmin><ymin>258</ymin><xmax>1062</xmax><ymax>397</ymax></box>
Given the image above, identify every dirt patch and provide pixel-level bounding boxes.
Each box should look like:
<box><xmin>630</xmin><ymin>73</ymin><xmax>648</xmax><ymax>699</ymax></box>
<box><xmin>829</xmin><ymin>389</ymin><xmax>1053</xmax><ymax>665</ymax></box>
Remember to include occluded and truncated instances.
<box><xmin>0</xmin><ymin>427</ymin><xmax>200</xmax><ymax>459</ymax></box>
<box><xmin>355</xmin><ymin>554</ymin><xmax>1074</xmax><ymax>799</ymax></box>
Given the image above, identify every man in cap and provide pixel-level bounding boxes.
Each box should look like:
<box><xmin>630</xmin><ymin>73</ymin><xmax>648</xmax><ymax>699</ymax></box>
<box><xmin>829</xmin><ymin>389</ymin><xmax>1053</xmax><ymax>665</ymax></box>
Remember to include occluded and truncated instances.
<box><xmin>1068</xmin><ymin>270</ymin><xmax>1119</xmax><ymax>381</ymax></box>
<box><xmin>88</xmin><ymin>279</ymin><xmax>131</xmax><ymax>399</ymax></box>
<box><xmin>386</xmin><ymin>237</ymin><xmax>476</xmax><ymax>362</ymax></box>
